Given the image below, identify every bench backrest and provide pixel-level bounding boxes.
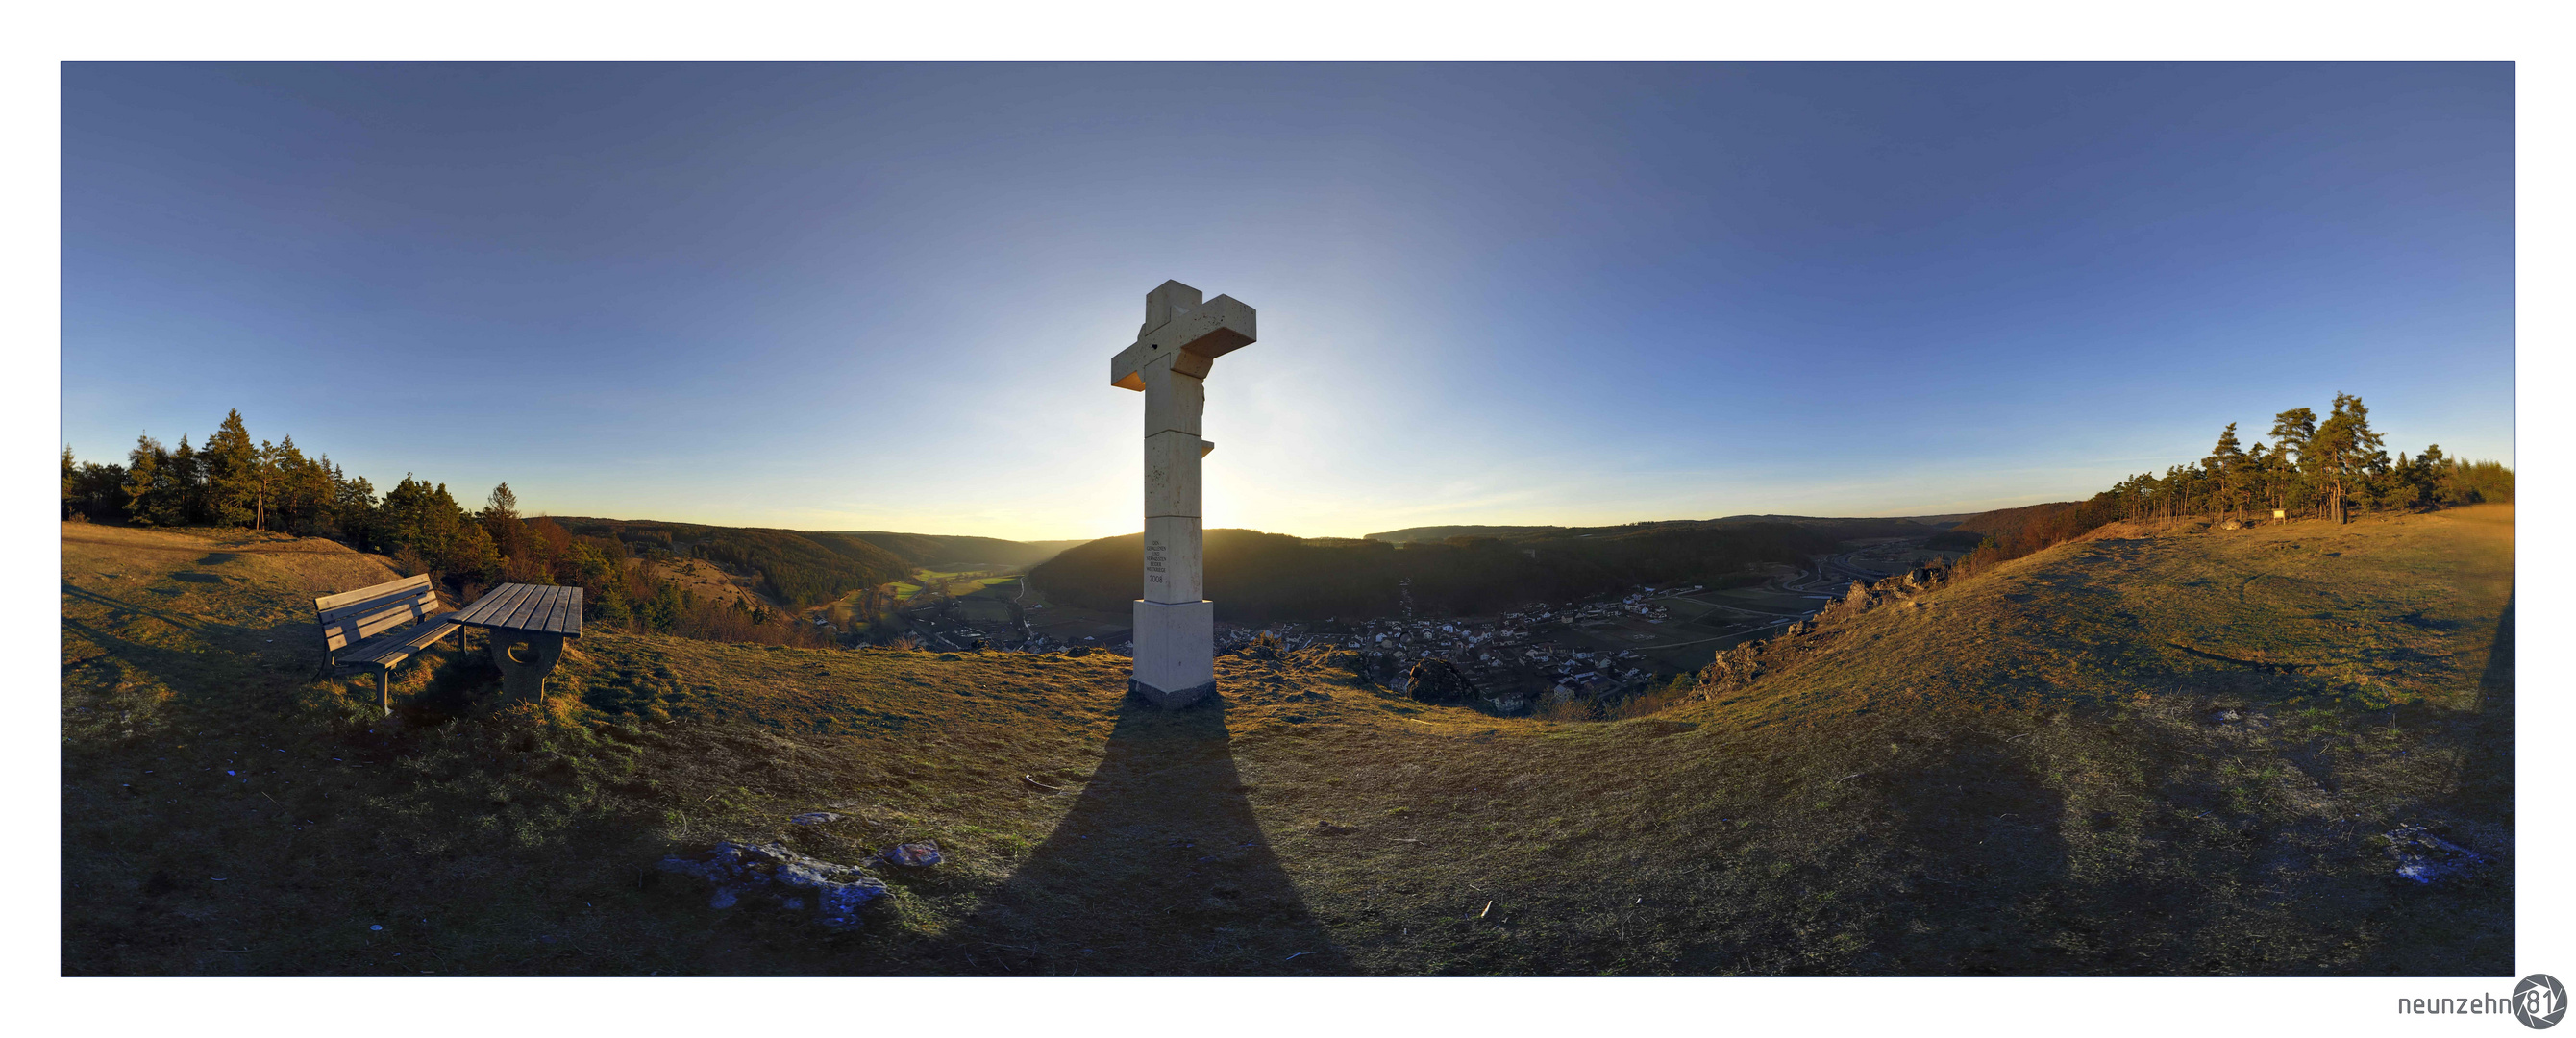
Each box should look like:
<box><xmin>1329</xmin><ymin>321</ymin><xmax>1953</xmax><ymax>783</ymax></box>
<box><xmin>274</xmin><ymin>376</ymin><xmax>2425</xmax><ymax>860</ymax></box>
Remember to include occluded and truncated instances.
<box><xmin>315</xmin><ymin>573</ymin><xmax>445</xmax><ymax>654</ymax></box>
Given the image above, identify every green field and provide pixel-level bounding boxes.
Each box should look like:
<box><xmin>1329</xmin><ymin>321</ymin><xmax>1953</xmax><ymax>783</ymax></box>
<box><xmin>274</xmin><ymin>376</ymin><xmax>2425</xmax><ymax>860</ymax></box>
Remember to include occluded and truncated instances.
<box><xmin>894</xmin><ymin>570</ymin><xmax>1020</xmax><ymax>602</ymax></box>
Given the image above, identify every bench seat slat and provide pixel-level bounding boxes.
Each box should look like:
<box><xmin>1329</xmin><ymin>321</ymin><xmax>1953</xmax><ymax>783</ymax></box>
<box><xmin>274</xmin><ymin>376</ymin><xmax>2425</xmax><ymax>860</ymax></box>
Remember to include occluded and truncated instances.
<box><xmin>338</xmin><ymin>615</ymin><xmax>458</xmax><ymax>668</ymax></box>
<box><xmin>323</xmin><ymin>594</ymin><xmax>442</xmax><ymax>653</ymax></box>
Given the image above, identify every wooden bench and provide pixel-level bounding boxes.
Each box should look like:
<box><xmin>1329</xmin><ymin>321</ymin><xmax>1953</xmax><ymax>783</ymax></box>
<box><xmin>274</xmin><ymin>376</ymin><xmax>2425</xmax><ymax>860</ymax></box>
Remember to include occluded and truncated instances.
<box><xmin>315</xmin><ymin>573</ymin><xmax>459</xmax><ymax>714</ymax></box>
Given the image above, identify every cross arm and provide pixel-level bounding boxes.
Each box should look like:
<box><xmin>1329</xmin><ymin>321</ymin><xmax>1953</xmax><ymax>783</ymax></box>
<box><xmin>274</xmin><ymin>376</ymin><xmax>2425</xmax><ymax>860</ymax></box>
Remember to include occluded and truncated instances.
<box><xmin>1110</xmin><ymin>294</ymin><xmax>1258</xmax><ymax>390</ymax></box>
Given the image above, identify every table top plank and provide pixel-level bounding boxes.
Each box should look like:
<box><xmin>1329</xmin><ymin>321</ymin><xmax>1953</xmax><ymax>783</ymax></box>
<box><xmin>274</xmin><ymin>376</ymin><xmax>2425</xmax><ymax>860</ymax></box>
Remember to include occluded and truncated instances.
<box><xmin>452</xmin><ymin>583</ymin><xmax>585</xmax><ymax>638</ymax></box>
<box><xmin>532</xmin><ymin>586</ymin><xmax>570</xmax><ymax>630</ymax></box>
<box><xmin>463</xmin><ymin>583</ymin><xmax>537</xmax><ymax>630</ymax></box>
<box><xmin>536</xmin><ymin>586</ymin><xmax>569</xmax><ymax>635</ymax></box>
<box><xmin>502</xmin><ymin>585</ymin><xmax>552</xmax><ymax>631</ymax></box>
<box><xmin>555</xmin><ymin>588</ymin><xmax>584</xmax><ymax>635</ymax></box>
<box><xmin>500</xmin><ymin>584</ymin><xmax>542</xmax><ymax>627</ymax></box>
<box><xmin>449</xmin><ymin>584</ymin><xmax>502</xmax><ymax>628</ymax></box>
<box><xmin>458</xmin><ymin>582</ymin><xmax>533</xmax><ymax>629</ymax></box>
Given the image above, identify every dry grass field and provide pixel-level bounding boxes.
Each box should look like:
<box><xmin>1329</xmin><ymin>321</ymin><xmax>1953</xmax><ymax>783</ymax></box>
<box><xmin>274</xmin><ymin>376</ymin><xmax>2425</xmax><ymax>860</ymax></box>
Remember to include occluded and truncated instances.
<box><xmin>59</xmin><ymin>506</ymin><xmax>2512</xmax><ymax>976</ymax></box>
<box><xmin>634</xmin><ymin>556</ymin><xmax>777</xmax><ymax>613</ymax></box>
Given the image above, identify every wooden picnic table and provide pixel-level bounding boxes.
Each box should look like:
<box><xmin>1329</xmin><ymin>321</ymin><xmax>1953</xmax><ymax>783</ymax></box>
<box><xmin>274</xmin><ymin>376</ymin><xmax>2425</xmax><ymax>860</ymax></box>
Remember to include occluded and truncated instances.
<box><xmin>451</xmin><ymin>583</ymin><xmax>582</xmax><ymax>700</ymax></box>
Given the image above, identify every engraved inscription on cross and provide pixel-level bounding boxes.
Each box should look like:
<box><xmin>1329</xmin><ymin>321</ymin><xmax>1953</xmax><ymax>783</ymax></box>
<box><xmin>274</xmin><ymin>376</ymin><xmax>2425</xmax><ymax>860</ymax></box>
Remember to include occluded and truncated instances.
<box><xmin>1109</xmin><ymin>280</ymin><xmax>1256</xmax><ymax>708</ymax></box>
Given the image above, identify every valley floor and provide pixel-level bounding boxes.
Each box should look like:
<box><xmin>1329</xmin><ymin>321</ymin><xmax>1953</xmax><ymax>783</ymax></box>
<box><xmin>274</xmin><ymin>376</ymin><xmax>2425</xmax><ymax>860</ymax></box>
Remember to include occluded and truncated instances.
<box><xmin>59</xmin><ymin>507</ymin><xmax>2513</xmax><ymax>975</ymax></box>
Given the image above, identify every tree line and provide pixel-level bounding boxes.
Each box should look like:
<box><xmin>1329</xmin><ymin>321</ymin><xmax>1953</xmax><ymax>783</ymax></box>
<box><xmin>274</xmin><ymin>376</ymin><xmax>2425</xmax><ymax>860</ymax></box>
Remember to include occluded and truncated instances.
<box><xmin>1944</xmin><ymin>392</ymin><xmax>2512</xmax><ymax>576</ymax></box>
<box><xmin>63</xmin><ymin>409</ymin><xmax>831</xmax><ymax>648</ymax></box>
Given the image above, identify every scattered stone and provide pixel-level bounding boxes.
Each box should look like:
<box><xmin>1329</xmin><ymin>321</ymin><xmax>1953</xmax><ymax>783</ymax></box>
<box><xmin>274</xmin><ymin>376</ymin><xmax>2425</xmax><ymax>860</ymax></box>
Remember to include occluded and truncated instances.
<box><xmin>1063</xmin><ymin>646</ymin><xmax>1093</xmax><ymax>658</ymax></box>
<box><xmin>880</xmin><ymin>842</ymin><xmax>943</xmax><ymax>868</ymax></box>
<box><xmin>2221</xmin><ymin>520</ymin><xmax>2242</xmax><ymax>531</ymax></box>
<box><xmin>2385</xmin><ymin>824</ymin><xmax>2485</xmax><ymax>884</ymax></box>
<box><xmin>1313</xmin><ymin>821</ymin><xmax>1356</xmax><ymax>836</ymax></box>
<box><xmin>2212</xmin><ymin>708</ymin><xmax>2242</xmax><ymax>723</ymax></box>
<box><xmin>656</xmin><ymin>841</ymin><xmax>888</xmax><ymax>928</ymax></box>
<box><xmin>789</xmin><ymin>811</ymin><xmax>844</xmax><ymax>826</ymax></box>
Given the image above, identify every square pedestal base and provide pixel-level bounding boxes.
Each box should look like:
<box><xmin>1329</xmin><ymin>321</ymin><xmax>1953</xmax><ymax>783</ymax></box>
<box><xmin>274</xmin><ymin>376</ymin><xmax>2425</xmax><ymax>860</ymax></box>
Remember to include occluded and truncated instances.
<box><xmin>1129</xmin><ymin>678</ymin><xmax>1217</xmax><ymax>710</ymax></box>
<box><xmin>1133</xmin><ymin>598</ymin><xmax>1215</xmax><ymax>708</ymax></box>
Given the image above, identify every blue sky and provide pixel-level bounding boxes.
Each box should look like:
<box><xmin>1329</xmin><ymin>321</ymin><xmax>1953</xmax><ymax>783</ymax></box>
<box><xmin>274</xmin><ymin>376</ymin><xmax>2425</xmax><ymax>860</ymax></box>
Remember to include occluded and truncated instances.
<box><xmin>60</xmin><ymin>62</ymin><xmax>2514</xmax><ymax>540</ymax></box>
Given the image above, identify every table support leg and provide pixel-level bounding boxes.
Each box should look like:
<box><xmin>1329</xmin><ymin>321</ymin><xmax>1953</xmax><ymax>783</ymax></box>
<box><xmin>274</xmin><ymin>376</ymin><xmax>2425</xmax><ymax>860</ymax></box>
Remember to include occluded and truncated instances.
<box><xmin>490</xmin><ymin>632</ymin><xmax>566</xmax><ymax>701</ymax></box>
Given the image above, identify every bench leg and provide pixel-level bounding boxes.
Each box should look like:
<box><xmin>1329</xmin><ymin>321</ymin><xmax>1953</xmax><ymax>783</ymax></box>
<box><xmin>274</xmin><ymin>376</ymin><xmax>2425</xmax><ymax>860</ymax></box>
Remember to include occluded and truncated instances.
<box><xmin>377</xmin><ymin>668</ymin><xmax>393</xmax><ymax>716</ymax></box>
<box><xmin>490</xmin><ymin>632</ymin><xmax>566</xmax><ymax>702</ymax></box>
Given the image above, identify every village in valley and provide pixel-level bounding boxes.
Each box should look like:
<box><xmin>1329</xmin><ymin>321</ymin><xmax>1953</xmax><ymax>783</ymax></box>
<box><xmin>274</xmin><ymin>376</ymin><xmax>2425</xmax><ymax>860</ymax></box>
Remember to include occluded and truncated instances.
<box><xmin>879</xmin><ymin>531</ymin><xmax>1969</xmax><ymax>717</ymax></box>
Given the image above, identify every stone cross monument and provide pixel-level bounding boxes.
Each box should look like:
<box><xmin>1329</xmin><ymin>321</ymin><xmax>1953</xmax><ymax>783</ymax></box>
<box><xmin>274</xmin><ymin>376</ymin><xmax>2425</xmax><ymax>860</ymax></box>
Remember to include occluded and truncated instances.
<box><xmin>1109</xmin><ymin>280</ymin><xmax>1256</xmax><ymax>708</ymax></box>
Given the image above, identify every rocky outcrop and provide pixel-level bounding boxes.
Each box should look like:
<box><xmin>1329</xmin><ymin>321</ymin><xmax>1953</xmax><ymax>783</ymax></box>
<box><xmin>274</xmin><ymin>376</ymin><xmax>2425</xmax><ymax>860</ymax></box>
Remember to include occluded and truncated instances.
<box><xmin>657</xmin><ymin>841</ymin><xmax>889</xmax><ymax>928</ymax></box>
<box><xmin>1405</xmin><ymin>657</ymin><xmax>1479</xmax><ymax>704</ymax></box>
<box><xmin>1815</xmin><ymin>562</ymin><xmax>1948</xmax><ymax>623</ymax></box>
<box><xmin>1692</xmin><ymin>562</ymin><xmax>1952</xmax><ymax>702</ymax></box>
<box><xmin>2386</xmin><ymin>824</ymin><xmax>2485</xmax><ymax>884</ymax></box>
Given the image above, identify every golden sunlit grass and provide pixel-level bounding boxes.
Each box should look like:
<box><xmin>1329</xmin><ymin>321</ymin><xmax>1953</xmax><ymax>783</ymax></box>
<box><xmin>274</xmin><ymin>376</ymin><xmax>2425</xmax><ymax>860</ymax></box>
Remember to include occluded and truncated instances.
<box><xmin>61</xmin><ymin>507</ymin><xmax>2512</xmax><ymax>975</ymax></box>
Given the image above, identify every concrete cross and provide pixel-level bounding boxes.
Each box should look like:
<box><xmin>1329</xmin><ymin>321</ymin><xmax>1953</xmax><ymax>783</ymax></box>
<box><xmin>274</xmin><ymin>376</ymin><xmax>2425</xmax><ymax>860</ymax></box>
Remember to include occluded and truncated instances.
<box><xmin>1109</xmin><ymin>280</ymin><xmax>1256</xmax><ymax>708</ymax></box>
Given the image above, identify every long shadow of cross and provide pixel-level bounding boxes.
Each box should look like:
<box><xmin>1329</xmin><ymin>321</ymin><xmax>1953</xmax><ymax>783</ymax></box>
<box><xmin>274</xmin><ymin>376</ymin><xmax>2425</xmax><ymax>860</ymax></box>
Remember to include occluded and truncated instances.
<box><xmin>944</xmin><ymin>694</ymin><xmax>1352</xmax><ymax>976</ymax></box>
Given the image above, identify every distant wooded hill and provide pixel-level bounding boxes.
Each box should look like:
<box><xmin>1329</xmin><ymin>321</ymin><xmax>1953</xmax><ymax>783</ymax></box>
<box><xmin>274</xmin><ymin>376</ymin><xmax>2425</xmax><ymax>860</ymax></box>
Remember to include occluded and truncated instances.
<box><xmin>1924</xmin><ymin>502</ymin><xmax>2085</xmax><ymax>552</ymax></box>
<box><xmin>1032</xmin><ymin>521</ymin><xmax>1878</xmax><ymax>624</ymax></box>
<box><xmin>832</xmin><ymin>531</ymin><xmax>1085</xmax><ymax>570</ymax></box>
<box><xmin>547</xmin><ymin>519</ymin><xmax>1081</xmax><ymax>609</ymax></box>
<box><xmin>543</xmin><ymin>522</ymin><xmax>1081</xmax><ymax>604</ymax></box>
<box><xmin>1366</xmin><ymin>525</ymin><xmax>1565</xmax><ymax>543</ymax></box>
<box><xmin>1367</xmin><ymin>514</ymin><xmax>1967</xmax><ymax>544</ymax></box>
<box><xmin>552</xmin><ymin>518</ymin><xmax>913</xmax><ymax>610</ymax></box>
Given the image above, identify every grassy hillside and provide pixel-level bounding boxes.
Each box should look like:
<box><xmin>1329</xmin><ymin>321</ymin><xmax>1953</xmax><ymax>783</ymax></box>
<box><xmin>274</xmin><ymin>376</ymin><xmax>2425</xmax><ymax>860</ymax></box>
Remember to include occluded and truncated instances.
<box><xmin>61</xmin><ymin>506</ymin><xmax>2511</xmax><ymax>976</ymax></box>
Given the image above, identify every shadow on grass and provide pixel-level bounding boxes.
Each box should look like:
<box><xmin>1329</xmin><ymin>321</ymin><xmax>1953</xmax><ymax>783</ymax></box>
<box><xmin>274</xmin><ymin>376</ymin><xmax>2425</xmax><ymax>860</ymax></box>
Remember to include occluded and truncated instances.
<box><xmin>945</xmin><ymin>694</ymin><xmax>1351</xmax><ymax>976</ymax></box>
<box><xmin>390</xmin><ymin>640</ymin><xmax>506</xmax><ymax>724</ymax></box>
<box><xmin>61</xmin><ymin>581</ymin><xmax>244</xmax><ymax>638</ymax></box>
<box><xmin>1861</xmin><ymin>734</ymin><xmax>2075</xmax><ymax>976</ymax></box>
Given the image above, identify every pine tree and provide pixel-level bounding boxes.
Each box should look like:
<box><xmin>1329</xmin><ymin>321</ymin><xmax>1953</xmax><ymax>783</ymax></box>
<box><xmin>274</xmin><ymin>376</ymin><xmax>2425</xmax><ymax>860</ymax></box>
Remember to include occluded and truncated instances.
<box><xmin>2265</xmin><ymin>408</ymin><xmax>2316</xmax><ymax>514</ymax></box>
<box><xmin>2408</xmin><ymin>444</ymin><xmax>2456</xmax><ymax>506</ymax></box>
<box><xmin>122</xmin><ymin>434</ymin><xmax>172</xmax><ymax>526</ymax></box>
<box><xmin>261</xmin><ymin>435</ymin><xmax>314</xmax><ymax>532</ymax></box>
<box><xmin>2308</xmin><ymin>393</ymin><xmax>2386</xmax><ymax>524</ymax></box>
<box><xmin>2205</xmin><ymin>423</ymin><xmax>2246</xmax><ymax>519</ymax></box>
<box><xmin>332</xmin><ymin>463</ymin><xmax>380</xmax><ymax>548</ymax></box>
<box><xmin>254</xmin><ymin>438</ymin><xmax>281</xmax><ymax>531</ymax></box>
<box><xmin>165</xmin><ymin>435</ymin><xmax>203</xmax><ymax>525</ymax></box>
<box><xmin>201</xmin><ymin>410</ymin><xmax>259</xmax><ymax>528</ymax></box>
<box><xmin>483</xmin><ymin>482</ymin><xmax>536</xmax><ymax>579</ymax></box>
